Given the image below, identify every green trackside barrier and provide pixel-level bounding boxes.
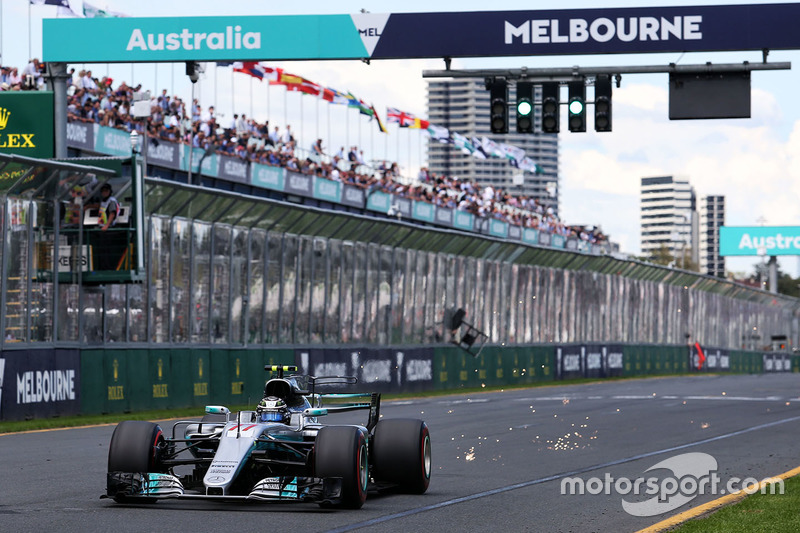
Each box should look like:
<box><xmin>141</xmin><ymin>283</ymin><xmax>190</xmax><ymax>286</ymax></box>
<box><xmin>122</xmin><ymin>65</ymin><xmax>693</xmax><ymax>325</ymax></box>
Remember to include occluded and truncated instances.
<box><xmin>79</xmin><ymin>347</ymin><xmax>295</xmax><ymax>415</ymax></box>
<box><xmin>533</xmin><ymin>345</ymin><xmax>554</xmax><ymax>381</ymax></box>
<box><xmin>79</xmin><ymin>345</ymin><xmax>780</xmax><ymax>418</ymax></box>
<box><xmin>434</xmin><ymin>345</ymin><xmax>483</xmax><ymax>390</ymax></box>
<box><xmin>79</xmin><ymin>349</ymin><xmax>106</xmax><ymax>415</ymax></box>
<box><xmin>433</xmin><ymin>344</ymin><xmax>555</xmax><ymax>391</ymax></box>
<box><xmin>170</xmin><ymin>349</ymin><xmax>193</xmax><ymax>408</ymax></box>
<box><xmin>104</xmin><ymin>349</ymin><xmax>130</xmax><ymax>414</ymax></box>
<box><xmin>149</xmin><ymin>348</ymin><xmax>173</xmax><ymax>410</ymax></box>
<box><xmin>190</xmin><ymin>349</ymin><xmax>211</xmax><ymax>405</ymax></box>
<box><xmin>731</xmin><ymin>350</ymin><xmax>744</xmax><ymax>373</ymax></box>
<box><xmin>624</xmin><ymin>345</ymin><xmax>641</xmax><ymax>376</ymax></box>
<box><xmin>669</xmin><ymin>345</ymin><xmax>689</xmax><ymax>374</ymax></box>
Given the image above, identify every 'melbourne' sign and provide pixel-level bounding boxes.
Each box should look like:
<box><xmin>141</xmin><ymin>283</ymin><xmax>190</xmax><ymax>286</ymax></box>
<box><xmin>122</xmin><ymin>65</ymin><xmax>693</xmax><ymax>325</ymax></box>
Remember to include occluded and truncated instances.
<box><xmin>719</xmin><ymin>226</ymin><xmax>800</xmax><ymax>256</ymax></box>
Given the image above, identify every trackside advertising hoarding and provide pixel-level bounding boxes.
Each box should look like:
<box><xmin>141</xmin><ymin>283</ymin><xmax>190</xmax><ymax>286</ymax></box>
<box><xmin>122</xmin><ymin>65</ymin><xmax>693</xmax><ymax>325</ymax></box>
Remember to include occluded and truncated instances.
<box><xmin>43</xmin><ymin>4</ymin><xmax>800</xmax><ymax>63</ymax></box>
<box><xmin>0</xmin><ymin>92</ymin><xmax>54</xmax><ymax>159</ymax></box>
<box><xmin>719</xmin><ymin>226</ymin><xmax>800</xmax><ymax>256</ymax></box>
<box><xmin>0</xmin><ymin>349</ymin><xmax>81</xmax><ymax>421</ymax></box>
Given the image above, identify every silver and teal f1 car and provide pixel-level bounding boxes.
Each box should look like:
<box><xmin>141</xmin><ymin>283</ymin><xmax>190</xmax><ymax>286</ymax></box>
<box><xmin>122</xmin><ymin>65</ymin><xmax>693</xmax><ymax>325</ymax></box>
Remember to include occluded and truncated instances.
<box><xmin>105</xmin><ymin>366</ymin><xmax>431</xmax><ymax>509</ymax></box>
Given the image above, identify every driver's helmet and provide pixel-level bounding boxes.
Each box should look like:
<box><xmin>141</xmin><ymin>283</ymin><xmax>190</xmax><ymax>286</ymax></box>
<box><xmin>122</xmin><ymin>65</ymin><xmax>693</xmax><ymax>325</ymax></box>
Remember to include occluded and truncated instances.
<box><xmin>257</xmin><ymin>395</ymin><xmax>290</xmax><ymax>424</ymax></box>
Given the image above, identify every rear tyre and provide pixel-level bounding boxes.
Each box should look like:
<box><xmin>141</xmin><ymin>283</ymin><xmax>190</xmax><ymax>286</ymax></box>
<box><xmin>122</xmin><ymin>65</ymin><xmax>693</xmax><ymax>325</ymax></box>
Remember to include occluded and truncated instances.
<box><xmin>315</xmin><ymin>426</ymin><xmax>368</xmax><ymax>509</ymax></box>
<box><xmin>108</xmin><ymin>420</ymin><xmax>164</xmax><ymax>473</ymax></box>
<box><xmin>372</xmin><ymin>419</ymin><xmax>431</xmax><ymax>494</ymax></box>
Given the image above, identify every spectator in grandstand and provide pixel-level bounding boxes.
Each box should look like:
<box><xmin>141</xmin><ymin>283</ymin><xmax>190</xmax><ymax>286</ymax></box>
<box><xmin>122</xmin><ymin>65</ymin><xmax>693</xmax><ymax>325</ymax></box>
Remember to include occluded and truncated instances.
<box><xmin>282</xmin><ymin>125</ymin><xmax>294</xmax><ymax>144</ymax></box>
<box><xmin>311</xmin><ymin>139</ymin><xmax>323</xmax><ymax>157</ymax></box>
<box><xmin>236</xmin><ymin>114</ymin><xmax>247</xmax><ymax>135</ymax></box>
<box><xmin>22</xmin><ymin>58</ymin><xmax>44</xmax><ymax>88</ymax></box>
<box><xmin>51</xmin><ymin>66</ymin><xmax>607</xmax><ymax>243</ymax></box>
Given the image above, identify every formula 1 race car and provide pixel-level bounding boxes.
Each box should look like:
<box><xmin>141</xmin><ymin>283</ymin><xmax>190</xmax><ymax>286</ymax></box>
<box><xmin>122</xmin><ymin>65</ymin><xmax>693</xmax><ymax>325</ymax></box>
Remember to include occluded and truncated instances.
<box><xmin>105</xmin><ymin>366</ymin><xmax>431</xmax><ymax>508</ymax></box>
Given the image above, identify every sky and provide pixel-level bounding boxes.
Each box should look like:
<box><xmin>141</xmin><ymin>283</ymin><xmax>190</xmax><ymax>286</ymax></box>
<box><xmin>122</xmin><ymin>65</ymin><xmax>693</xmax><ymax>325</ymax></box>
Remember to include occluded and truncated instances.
<box><xmin>3</xmin><ymin>0</ymin><xmax>800</xmax><ymax>276</ymax></box>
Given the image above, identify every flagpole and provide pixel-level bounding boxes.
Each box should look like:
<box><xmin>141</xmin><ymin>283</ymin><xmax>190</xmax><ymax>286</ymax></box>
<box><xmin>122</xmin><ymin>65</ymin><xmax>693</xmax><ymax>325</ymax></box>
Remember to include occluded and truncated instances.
<box><xmin>214</xmin><ymin>63</ymin><xmax>218</xmax><ymax>111</ymax></box>
<box><xmin>327</xmin><ymin>103</ymin><xmax>331</xmax><ymax>159</ymax></box>
<box><xmin>419</xmin><ymin>134</ymin><xmax>423</xmax><ymax>180</ymax></box>
<box><xmin>154</xmin><ymin>64</ymin><xmax>157</xmax><ymax>100</ymax></box>
<box><xmin>315</xmin><ymin>97</ymin><xmax>319</xmax><ymax>145</ymax></box>
<box><xmin>300</xmin><ymin>93</ymin><xmax>304</xmax><ymax>149</ymax></box>
<box><xmin>266</xmin><ymin>77</ymin><xmax>270</xmax><ymax>123</ymax></box>
<box><xmin>407</xmin><ymin>128</ymin><xmax>411</xmax><ymax>183</ymax></box>
<box><xmin>249</xmin><ymin>77</ymin><xmax>253</xmax><ymax>118</ymax></box>
<box><xmin>231</xmin><ymin>67</ymin><xmax>234</xmax><ymax>120</ymax></box>
<box><xmin>28</xmin><ymin>1</ymin><xmax>31</xmax><ymax>62</ymax></box>
<box><xmin>284</xmin><ymin>90</ymin><xmax>287</xmax><ymax>133</ymax></box>
<box><xmin>0</xmin><ymin>1</ymin><xmax>4</xmax><ymax>65</ymax></box>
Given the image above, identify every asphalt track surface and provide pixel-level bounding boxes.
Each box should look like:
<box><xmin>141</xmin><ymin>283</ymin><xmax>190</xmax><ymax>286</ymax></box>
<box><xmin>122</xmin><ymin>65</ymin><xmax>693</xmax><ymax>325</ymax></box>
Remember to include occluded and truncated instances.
<box><xmin>3</xmin><ymin>373</ymin><xmax>800</xmax><ymax>533</ymax></box>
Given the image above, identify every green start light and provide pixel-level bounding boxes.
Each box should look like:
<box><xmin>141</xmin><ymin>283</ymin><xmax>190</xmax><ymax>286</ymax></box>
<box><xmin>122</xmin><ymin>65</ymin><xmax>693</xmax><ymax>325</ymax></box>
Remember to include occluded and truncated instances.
<box><xmin>517</xmin><ymin>100</ymin><xmax>532</xmax><ymax>116</ymax></box>
<box><xmin>568</xmin><ymin>99</ymin><xmax>584</xmax><ymax>115</ymax></box>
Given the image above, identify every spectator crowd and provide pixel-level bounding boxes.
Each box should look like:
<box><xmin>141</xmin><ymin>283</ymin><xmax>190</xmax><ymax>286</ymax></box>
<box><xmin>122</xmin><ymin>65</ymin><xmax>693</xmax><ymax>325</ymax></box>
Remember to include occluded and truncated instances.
<box><xmin>2</xmin><ymin>61</ymin><xmax>608</xmax><ymax>246</ymax></box>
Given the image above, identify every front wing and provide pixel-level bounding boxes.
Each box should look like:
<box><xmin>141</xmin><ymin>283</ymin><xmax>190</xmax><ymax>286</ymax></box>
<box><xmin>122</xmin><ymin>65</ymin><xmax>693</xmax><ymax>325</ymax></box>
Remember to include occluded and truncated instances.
<box><xmin>106</xmin><ymin>472</ymin><xmax>345</xmax><ymax>504</ymax></box>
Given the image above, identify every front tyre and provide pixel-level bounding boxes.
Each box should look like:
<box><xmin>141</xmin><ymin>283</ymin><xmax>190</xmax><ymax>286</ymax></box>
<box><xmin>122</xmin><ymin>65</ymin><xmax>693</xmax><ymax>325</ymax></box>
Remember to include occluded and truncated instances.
<box><xmin>107</xmin><ymin>421</ymin><xmax>165</xmax><ymax>503</ymax></box>
<box><xmin>108</xmin><ymin>420</ymin><xmax>164</xmax><ymax>473</ymax></box>
<box><xmin>315</xmin><ymin>426</ymin><xmax>368</xmax><ymax>509</ymax></box>
<box><xmin>372</xmin><ymin>419</ymin><xmax>431</xmax><ymax>494</ymax></box>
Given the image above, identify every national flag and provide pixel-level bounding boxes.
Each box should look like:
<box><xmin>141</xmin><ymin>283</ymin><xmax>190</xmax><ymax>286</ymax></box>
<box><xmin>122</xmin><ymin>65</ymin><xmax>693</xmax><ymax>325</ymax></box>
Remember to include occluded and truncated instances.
<box><xmin>31</xmin><ymin>0</ymin><xmax>81</xmax><ymax>16</ymax></box>
<box><xmin>518</xmin><ymin>157</ymin><xmax>543</xmax><ymax>174</ymax></box>
<box><xmin>292</xmin><ymin>78</ymin><xmax>321</xmax><ymax>96</ymax></box>
<box><xmin>480</xmin><ymin>137</ymin><xmax>504</xmax><ymax>158</ymax></box>
<box><xmin>344</xmin><ymin>93</ymin><xmax>372</xmax><ymax>115</ymax></box>
<box><xmin>57</xmin><ymin>3</ymin><xmax>81</xmax><ymax>17</ymax></box>
<box><xmin>327</xmin><ymin>88</ymin><xmax>351</xmax><ymax>105</ymax></box>
<box><xmin>30</xmin><ymin>0</ymin><xmax>69</xmax><ymax>6</ymax></box>
<box><xmin>408</xmin><ymin>117</ymin><xmax>430</xmax><ymax>130</ymax></box>
<box><xmin>452</xmin><ymin>132</ymin><xmax>475</xmax><ymax>155</ymax></box>
<box><xmin>372</xmin><ymin>105</ymin><xmax>388</xmax><ymax>133</ymax></box>
<box><xmin>500</xmin><ymin>143</ymin><xmax>526</xmax><ymax>166</ymax></box>
<box><xmin>386</xmin><ymin>107</ymin><xmax>418</xmax><ymax>128</ymax></box>
<box><xmin>471</xmin><ymin>137</ymin><xmax>488</xmax><ymax>159</ymax></box>
<box><xmin>272</xmin><ymin>70</ymin><xmax>303</xmax><ymax>86</ymax></box>
<box><xmin>83</xmin><ymin>1</ymin><xmax>127</xmax><ymax>17</ymax></box>
<box><xmin>233</xmin><ymin>62</ymin><xmax>278</xmax><ymax>82</ymax></box>
<box><xmin>270</xmin><ymin>70</ymin><xmax>320</xmax><ymax>96</ymax></box>
<box><xmin>319</xmin><ymin>87</ymin><xmax>335</xmax><ymax>102</ymax></box>
<box><xmin>345</xmin><ymin>92</ymin><xmax>361</xmax><ymax>107</ymax></box>
<box><xmin>426</xmin><ymin>124</ymin><xmax>450</xmax><ymax>143</ymax></box>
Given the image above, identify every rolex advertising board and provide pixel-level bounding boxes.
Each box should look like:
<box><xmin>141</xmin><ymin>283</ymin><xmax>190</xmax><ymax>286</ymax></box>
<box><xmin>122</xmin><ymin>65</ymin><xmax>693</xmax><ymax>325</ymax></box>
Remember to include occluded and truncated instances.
<box><xmin>0</xmin><ymin>92</ymin><xmax>54</xmax><ymax>159</ymax></box>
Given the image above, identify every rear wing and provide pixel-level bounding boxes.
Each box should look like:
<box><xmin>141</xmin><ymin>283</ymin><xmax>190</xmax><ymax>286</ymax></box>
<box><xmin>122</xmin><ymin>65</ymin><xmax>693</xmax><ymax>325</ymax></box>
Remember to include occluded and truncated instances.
<box><xmin>304</xmin><ymin>392</ymin><xmax>381</xmax><ymax>433</ymax></box>
<box><xmin>264</xmin><ymin>365</ymin><xmax>381</xmax><ymax>431</ymax></box>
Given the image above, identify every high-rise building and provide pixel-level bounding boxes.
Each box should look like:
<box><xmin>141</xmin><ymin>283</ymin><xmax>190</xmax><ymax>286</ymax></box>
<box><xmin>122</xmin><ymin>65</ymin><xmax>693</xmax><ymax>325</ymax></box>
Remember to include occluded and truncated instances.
<box><xmin>640</xmin><ymin>176</ymin><xmax>697</xmax><ymax>266</ymax></box>
<box><xmin>699</xmin><ymin>195</ymin><xmax>726</xmax><ymax>277</ymax></box>
<box><xmin>426</xmin><ymin>78</ymin><xmax>560</xmax><ymax>215</ymax></box>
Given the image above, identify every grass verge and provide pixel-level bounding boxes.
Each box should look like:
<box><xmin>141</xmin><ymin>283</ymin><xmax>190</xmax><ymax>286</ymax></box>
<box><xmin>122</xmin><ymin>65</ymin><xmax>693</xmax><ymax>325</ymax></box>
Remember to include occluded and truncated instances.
<box><xmin>673</xmin><ymin>474</ymin><xmax>800</xmax><ymax>532</ymax></box>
